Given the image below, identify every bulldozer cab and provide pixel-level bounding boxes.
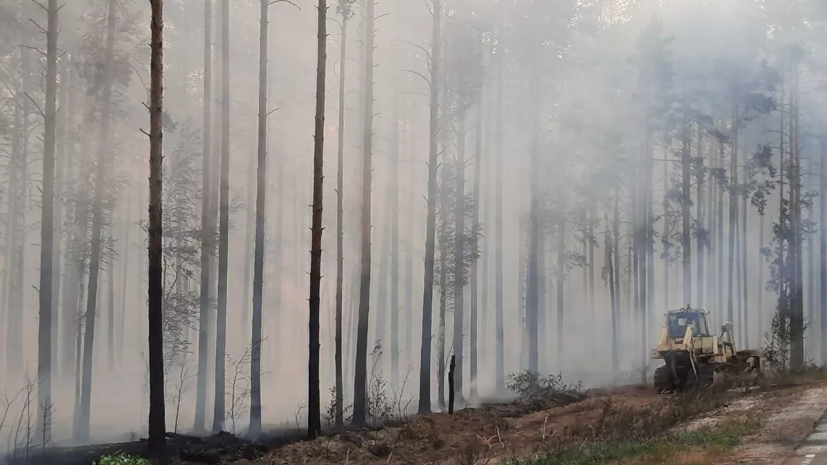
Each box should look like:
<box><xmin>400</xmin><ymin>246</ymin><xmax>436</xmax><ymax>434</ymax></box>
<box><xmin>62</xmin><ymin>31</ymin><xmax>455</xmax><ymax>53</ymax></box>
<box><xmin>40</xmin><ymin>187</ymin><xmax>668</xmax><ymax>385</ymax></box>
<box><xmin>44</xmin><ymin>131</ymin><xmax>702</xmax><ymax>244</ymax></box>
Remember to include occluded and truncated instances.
<box><xmin>667</xmin><ymin>308</ymin><xmax>709</xmax><ymax>339</ymax></box>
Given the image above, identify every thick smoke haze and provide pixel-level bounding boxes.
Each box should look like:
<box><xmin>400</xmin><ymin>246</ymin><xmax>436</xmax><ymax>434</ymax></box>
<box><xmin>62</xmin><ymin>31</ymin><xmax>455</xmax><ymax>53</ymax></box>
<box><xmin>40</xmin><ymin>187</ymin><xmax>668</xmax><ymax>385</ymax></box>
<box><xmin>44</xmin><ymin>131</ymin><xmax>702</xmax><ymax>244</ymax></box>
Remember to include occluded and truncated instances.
<box><xmin>0</xmin><ymin>0</ymin><xmax>825</xmax><ymax>452</ymax></box>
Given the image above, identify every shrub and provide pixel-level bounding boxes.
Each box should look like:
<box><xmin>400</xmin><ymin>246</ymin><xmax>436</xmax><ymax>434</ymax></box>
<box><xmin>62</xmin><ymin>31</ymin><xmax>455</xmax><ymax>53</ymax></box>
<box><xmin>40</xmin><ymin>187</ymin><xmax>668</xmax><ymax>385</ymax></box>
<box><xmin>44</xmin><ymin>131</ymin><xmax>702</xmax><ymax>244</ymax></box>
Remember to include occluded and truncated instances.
<box><xmin>506</xmin><ymin>371</ymin><xmax>586</xmax><ymax>407</ymax></box>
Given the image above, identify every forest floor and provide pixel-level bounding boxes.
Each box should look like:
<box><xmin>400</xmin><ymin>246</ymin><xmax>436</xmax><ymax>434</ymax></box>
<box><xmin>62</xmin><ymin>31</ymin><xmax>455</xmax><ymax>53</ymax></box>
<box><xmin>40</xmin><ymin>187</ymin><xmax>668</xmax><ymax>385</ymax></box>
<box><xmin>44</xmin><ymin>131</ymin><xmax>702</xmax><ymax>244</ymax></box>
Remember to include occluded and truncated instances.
<box><xmin>9</xmin><ymin>372</ymin><xmax>827</xmax><ymax>465</ymax></box>
<box><xmin>229</xmin><ymin>371</ymin><xmax>827</xmax><ymax>465</ymax></box>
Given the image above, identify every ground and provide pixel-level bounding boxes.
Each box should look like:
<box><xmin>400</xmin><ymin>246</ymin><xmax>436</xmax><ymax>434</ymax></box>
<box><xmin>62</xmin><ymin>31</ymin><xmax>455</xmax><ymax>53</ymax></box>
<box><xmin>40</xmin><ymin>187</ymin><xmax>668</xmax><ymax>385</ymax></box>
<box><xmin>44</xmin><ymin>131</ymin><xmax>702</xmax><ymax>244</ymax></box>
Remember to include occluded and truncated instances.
<box><xmin>233</xmin><ymin>373</ymin><xmax>827</xmax><ymax>465</ymax></box>
<box><xmin>10</xmin><ymin>373</ymin><xmax>827</xmax><ymax>465</ymax></box>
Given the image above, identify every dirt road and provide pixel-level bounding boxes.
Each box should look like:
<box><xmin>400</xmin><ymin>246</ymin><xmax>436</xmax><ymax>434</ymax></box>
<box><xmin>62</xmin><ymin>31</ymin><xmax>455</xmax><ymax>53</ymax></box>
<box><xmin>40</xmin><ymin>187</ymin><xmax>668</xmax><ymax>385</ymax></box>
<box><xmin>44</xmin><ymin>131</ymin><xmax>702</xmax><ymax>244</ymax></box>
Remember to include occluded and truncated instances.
<box><xmin>781</xmin><ymin>409</ymin><xmax>827</xmax><ymax>465</ymax></box>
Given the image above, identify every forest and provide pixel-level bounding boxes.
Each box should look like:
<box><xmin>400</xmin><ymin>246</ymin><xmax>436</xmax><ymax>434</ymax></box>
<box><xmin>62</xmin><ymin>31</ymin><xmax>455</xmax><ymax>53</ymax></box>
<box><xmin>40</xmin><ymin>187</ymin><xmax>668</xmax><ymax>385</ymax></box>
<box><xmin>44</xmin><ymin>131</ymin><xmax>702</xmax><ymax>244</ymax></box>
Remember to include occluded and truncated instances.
<box><xmin>0</xmin><ymin>0</ymin><xmax>826</xmax><ymax>459</ymax></box>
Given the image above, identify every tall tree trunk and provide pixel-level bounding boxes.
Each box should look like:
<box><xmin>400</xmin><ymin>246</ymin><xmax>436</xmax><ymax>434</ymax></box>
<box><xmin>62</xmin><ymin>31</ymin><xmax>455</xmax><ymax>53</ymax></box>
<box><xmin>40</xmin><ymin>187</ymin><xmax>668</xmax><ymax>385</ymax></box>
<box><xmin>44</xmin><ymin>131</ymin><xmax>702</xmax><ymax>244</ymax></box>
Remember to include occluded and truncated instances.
<box><xmin>242</xmin><ymin>137</ymin><xmax>255</xmax><ymax>335</ymax></box>
<box><xmin>493</xmin><ymin>33</ymin><xmax>505</xmax><ymax>393</ymax></box>
<box><xmin>526</xmin><ymin>29</ymin><xmax>541</xmax><ymax>375</ymax></box>
<box><xmin>419</xmin><ymin>0</ymin><xmax>441</xmax><ymax>413</ymax></box>
<box><xmin>696</xmin><ymin>125</ymin><xmax>705</xmax><ymax>307</ymax></box>
<box><xmin>60</xmin><ymin>60</ymin><xmax>78</xmax><ymax>380</ymax></box>
<box><xmin>742</xmin><ymin>166</ymin><xmax>750</xmax><ymax>346</ymax></box>
<box><xmin>118</xmin><ymin>190</ymin><xmax>131</xmax><ymax>364</ymax></box>
<box><xmin>334</xmin><ymin>4</ymin><xmax>350</xmax><ymax>430</ymax></box>
<box><xmin>308</xmin><ymin>0</ymin><xmax>328</xmax><ymax>439</ymax></box>
<box><xmin>453</xmin><ymin>109</ymin><xmax>467</xmax><ymax>403</ymax></box>
<box><xmin>249</xmin><ymin>0</ymin><xmax>269</xmax><ymax>438</ymax></box>
<box><xmin>212</xmin><ymin>0</ymin><xmax>231</xmax><ymax>433</ymax></box>
<box><xmin>681</xmin><ymin>112</ymin><xmax>692</xmax><ymax>304</ymax></box>
<box><xmin>147</xmin><ymin>0</ymin><xmax>167</xmax><ymax>452</ymax></box>
<box><xmin>437</xmin><ymin>161</ymin><xmax>450</xmax><ymax>410</ymax></box>
<box><xmin>353</xmin><ymin>0</ymin><xmax>375</xmax><ymax>427</ymax></box>
<box><xmin>390</xmin><ymin>98</ymin><xmax>400</xmax><ymax>390</ymax></box>
<box><xmin>819</xmin><ymin>140</ymin><xmax>826</xmax><ymax>361</ymax></box>
<box><xmin>790</xmin><ymin>65</ymin><xmax>804</xmax><ymax>369</ymax></box>
<box><xmin>52</xmin><ymin>53</ymin><xmax>69</xmax><ymax>384</ymax></box>
<box><xmin>717</xmin><ymin>141</ymin><xmax>725</xmax><ymax>320</ymax></box>
<box><xmin>194</xmin><ymin>0</ymin><xmax>213</xmax><ymax>434</ymax></box>
<box><xmin>375</xmin><ymin>189</ymin><xmax>391</xmax><ymax>350</ymax></box>
<box><xmin>607</xmin><ymin>211</ymin><xmax>619</xmax><ymax>373</ymax></box>
<box><xmin>78</xmin><ymin>0</ymin><xmax>117</xmax><ymax>439</ymax></box>
<box><xmin>727</xmin><ymin>97</ymin><xmax>739</xmax><ymax>325</ymax></box>
<box><xmin>470</xmin><ymin>91</ymin><xmax>483</xmax><ymax>399</ymax></box>
<box><xmin>37</xmin><ymin>0</ymin><xmax>59</xmax><ymax>441</ymax></box>
<box><xmin>107</xmin><ymin>242</ymin><xmax>115</xmax><ymax>372</ymax></box>
<box><xmin>555</xmin><ymin>206</ymin><xmax>566</xmax><ymax>362</ymax></box>
<box><xmin>662</xmin><ymin>132</ymin><xmax>670</xmax><ymax>310</ymax></box>
<box><xmin>5</xmin><ymin>45</ymin><xmax>29</xmax><ymax>382</ymax></box>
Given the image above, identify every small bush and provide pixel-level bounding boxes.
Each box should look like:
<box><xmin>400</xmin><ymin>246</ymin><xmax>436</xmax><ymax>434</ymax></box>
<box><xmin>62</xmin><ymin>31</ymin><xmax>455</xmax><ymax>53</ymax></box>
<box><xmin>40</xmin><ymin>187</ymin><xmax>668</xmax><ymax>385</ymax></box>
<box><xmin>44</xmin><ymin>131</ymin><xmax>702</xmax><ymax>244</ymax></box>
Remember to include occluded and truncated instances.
<box><xmin>506</xmin><ymin>371</ymin><xmax>586</xmax><ymax>407</ymax></box>
<box><xmin>97</xmin><ymin>454</ymin><xmax>153</xmax><ymax>465</ymax></box>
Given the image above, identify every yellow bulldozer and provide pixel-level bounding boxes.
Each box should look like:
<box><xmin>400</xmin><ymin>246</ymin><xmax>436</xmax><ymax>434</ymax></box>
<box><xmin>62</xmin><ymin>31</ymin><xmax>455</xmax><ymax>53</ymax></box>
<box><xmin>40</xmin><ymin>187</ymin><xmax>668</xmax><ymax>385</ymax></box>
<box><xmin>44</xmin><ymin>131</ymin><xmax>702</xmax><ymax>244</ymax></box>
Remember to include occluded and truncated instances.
<box><xmin>652</xmin><ymin>306</ymin><xmax>761</xmax><ymax>392</ymax></box>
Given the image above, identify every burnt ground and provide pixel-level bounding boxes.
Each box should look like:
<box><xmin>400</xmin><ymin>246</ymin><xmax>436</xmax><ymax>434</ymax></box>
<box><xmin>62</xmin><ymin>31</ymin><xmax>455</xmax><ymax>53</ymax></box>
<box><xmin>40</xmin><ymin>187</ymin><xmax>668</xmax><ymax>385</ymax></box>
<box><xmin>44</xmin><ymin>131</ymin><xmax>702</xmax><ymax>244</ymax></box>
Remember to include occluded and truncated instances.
<box><xmin>8</xmin><ymin>376</ymin><xmax>827</xmax><ymax>465</ymax></box>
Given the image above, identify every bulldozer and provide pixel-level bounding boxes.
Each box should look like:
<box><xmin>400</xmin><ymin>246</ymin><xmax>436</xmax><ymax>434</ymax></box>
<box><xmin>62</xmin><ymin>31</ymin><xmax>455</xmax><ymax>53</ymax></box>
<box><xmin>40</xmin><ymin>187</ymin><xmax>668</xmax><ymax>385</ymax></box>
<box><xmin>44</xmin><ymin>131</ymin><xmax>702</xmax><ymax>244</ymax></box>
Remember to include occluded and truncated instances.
<box><xmin>651</xmin><ymin>306</ymin><xmax>761</xmax><ymax>392</ymax></box>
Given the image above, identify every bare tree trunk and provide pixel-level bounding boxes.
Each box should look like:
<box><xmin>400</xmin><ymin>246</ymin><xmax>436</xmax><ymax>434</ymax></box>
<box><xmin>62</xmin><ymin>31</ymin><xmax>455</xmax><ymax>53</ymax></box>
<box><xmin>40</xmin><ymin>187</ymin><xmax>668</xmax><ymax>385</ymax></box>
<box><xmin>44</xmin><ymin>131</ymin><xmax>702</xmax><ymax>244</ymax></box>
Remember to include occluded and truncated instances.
<box><xmin>390</xmin><ymin>98</ymin><xmax>400</xmax><ymax>390</ymax></box>
<box><xmin>194</xmin><ymin>0</ymin><xmax>213</xmax><ymax>433</ymax></box>
<box><xmin>375</xmin><ymin>192</ymin><xmax>391</xmax><ymax>351</ymax></box>
<box><xmin>790</xmin><ymin>65</ymin><xmax>804</xmax><ymax>369</ymax></box>
<box><xmin>60</xmin><ymin>59</ymin><xmax>78</xmax><ymax>379</ymax></box>
<box><xmin>526</xmin><ymin>28</ymin><xmax>540</xmax><ymax>375</ymax></box>
<box><xmin>437</xmin><ymin>162</ymin><xmax>450</xmax><ymax>410</ymax></box>
<box><xmin>147</xmin><ymin>0</ymin><xmax>167</xmax><ymax>453</ymax></box>
<box><xmin>607</xmin><ymin>211</ymin><xmax>619</xmax><ymax>374</ymax></box>
<box><xmin>681</xmin><ymin>112</ymin><xmax>692</xmax><ymax>304</ymax></box>
<box><xmin>212</xmin><ymin>0</ymin><xmax>231</xmax><ymax>433</ymax></box>
<box><xmin>696</xmin><ymin>125</ymin><xmax>705</xmax><ymax>307</ymax></box>
<box><xmin>555</xmin><ymin>207</ymin><xmax>566</xmax><ymax>362</ymax></box>
<box><xmin>742</xmin><ymin>167</ymin><xmax>750</xmax><ymax>347</ymax></box>
<box><xmin>820</xmin><ymin>140</ymin><xmax>826</xmax><ymax>361</ymax></box>
<box><xmin>469</xmin><ymin>90</ymin><xmax>482</xmax><ymax>399</ymax></box>
<box><xmin>249</xmin><ymin>0</ymin><xmax>270</xmax><ymax>438</ymax></box>
<box><xmin>334</xmin><ymin>3</ymin><xmax>350</xmax><ymax>430</ymax></box>
<box><xmin>78</xmin><ymin>0</ymin><xmax>117</xmax><ymax>440</ymax></box>
<box><xmin>52</xmin><ymin>53</ymin><xmax>69</xmax><ymax>384</ymax></box>
<box><xmin>717</xmin><ymin>141</ymin><xmax>725</xmax><ymax>320</ymax></box>
<box><xmin>353</xmin><ymin>0</ymin><xmax>375</xmax><ymax>426</ymax></box>
<box><xmin>117</xmin><ymin>189</ymin><xmax>131</xmax><ymax>366</ymax></box>
<box><xmin>307</xmin><ymin>0</ymin><xmax>328</xmax><ymax>438</ymax></box>
<box><xmin>453</xmin><ymin>109</ymin><xmax>467</xmax><ymax>403</ymax></box>
<box><xmin>418</xmin><ymin>0</ymin><xmax>441</xmax><ymax>414</ymax></box>
<box><xmin>493</xmin><ymin>31</ymin><xmax>504</xmax><ymax>393</ymax></box>
<box><xmin>5</xmin><ymin>45</ymin><xmax>29</xmax><ymax>382</ymax></box>
<box><xmin>727</xmin><ymin>97</ymin><xmax>739</xmax><ymax>325</ymax></box>
<box><xmin>107</xmin><ymin>242</ymin><xmax>115</xmax><ymax>372</ymax></box>
<box><xmin>37</xmin><ymin>0</ymin><xmax>59</xmax><ymax>441</ymax></box>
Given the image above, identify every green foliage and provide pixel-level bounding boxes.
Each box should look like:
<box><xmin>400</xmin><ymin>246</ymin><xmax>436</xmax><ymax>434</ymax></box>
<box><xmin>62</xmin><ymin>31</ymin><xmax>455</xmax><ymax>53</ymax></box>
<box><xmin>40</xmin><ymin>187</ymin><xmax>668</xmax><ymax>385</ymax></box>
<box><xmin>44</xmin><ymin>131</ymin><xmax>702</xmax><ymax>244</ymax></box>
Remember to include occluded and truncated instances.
<box><xmin>96</xmin><ymin>453</ymin><xmax>152</xmax><ymax>465</ymax></box>
<box><xmin>506</xmin><ymin>371</ymin><xmax>586</xmax><ymax>406</ymax></box>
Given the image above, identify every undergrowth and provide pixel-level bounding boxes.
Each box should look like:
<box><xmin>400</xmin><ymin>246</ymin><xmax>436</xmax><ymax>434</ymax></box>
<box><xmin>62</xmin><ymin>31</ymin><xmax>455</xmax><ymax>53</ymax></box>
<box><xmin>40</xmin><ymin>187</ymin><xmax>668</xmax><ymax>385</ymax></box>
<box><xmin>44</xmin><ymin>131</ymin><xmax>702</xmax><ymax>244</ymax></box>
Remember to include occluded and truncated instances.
<box><xmin>511</xmin><ymin>417</ymin><xmax>760</xmax><ymax>465</ymax></box>
<box><xmin>506</xmin><ymin>371</ymin><xmax>587</xmax><ymax>408</ymax></box>
<box><xmin>96</xmin><ymin>453</ymin><xmax>153</xmax><ymax>465</ymax></box>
